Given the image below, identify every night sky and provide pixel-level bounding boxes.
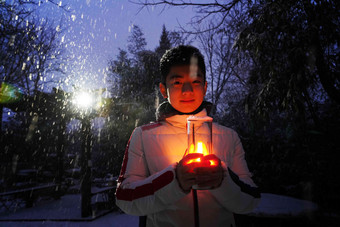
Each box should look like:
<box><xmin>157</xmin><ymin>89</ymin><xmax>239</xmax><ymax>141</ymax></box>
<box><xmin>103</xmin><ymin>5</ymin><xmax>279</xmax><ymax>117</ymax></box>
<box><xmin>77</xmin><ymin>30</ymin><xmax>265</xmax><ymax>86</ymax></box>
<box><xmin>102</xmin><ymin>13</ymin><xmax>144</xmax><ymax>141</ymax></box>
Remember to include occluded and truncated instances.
<box><xmin>35</xmin><ymin>0</ymin><xmax>196</xmax><ymax>91</ymax></box>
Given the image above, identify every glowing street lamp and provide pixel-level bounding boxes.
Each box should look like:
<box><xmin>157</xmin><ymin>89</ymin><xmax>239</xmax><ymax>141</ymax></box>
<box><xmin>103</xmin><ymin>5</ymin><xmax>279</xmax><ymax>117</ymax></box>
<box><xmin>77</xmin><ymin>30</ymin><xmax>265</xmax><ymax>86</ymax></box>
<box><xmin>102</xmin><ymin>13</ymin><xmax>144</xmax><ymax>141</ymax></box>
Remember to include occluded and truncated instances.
<box><xmin>71</xmin><ymin>90</ymin><xmax>102</xmax><ymax>217</ymax></box>
<box><xmin>72</xmin><ymin>92</ymin><xmax>95</xmax><ymax>109</ymax></box>
<box><xmin>71</xmin><ymin>91</ymin><xmax>103</xmax><ymax>116</ymax></box>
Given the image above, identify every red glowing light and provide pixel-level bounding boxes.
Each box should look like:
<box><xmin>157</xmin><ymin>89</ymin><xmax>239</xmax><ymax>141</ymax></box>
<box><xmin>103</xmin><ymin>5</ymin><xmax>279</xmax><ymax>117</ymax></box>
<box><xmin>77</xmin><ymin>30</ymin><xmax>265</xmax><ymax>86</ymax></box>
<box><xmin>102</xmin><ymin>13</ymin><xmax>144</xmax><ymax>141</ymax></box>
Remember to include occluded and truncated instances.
<box><xmin>185</xmin><ymin>157</ymin><xmax>201</xmax><ymax>165</ymax></box>
<box><xmin>183</xmin><ymin>141</ymin><xmax>219</xmax><ymax>172</ymax></box>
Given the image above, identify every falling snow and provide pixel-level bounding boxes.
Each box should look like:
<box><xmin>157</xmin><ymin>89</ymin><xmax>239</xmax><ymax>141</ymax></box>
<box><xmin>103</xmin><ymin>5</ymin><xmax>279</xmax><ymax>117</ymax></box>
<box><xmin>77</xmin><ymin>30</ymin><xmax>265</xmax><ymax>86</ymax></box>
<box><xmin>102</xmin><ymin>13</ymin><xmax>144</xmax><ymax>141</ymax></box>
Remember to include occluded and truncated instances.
<box><xmin>2</xmin><ymin>0</ymin><xmax>332</xmax><ymax>226</ymax></box>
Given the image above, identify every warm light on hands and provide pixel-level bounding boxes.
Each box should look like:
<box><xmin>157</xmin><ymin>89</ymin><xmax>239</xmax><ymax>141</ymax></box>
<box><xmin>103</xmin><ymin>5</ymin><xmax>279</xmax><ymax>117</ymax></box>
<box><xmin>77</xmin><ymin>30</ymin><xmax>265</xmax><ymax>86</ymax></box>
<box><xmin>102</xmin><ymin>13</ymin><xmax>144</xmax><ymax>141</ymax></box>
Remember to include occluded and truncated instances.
<box><xmin>176</xmin><ymin>154</ymin><xmax>224</xmax><ymax>192</ymax></box>
<box><xmin>176</xmin><ymin>159</ymin><xmax>196</xmax><ymax>193</ymax></box>
<box><xmin>195</xmin><ymin>162</ymin><xmax>224</xmax><ymax>189</ymax></box>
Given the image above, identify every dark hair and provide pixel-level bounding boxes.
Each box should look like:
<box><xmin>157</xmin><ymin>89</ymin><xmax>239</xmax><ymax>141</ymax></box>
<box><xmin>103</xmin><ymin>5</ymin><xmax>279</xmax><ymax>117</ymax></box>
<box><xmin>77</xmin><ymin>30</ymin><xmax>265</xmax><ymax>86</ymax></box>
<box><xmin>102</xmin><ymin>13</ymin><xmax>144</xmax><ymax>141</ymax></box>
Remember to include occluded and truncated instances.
<box><xmin>160</xmin><ymin>45</ymin><xmax>206</xmax><ymax>85</ymax></box>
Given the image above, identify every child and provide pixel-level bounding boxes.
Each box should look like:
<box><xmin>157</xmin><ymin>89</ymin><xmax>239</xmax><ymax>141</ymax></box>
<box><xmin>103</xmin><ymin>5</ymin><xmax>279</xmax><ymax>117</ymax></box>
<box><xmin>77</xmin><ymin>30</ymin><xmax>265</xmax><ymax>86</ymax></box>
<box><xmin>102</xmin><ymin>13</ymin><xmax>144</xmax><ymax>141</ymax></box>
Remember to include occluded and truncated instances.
<box><xmin>115</xmin><ymin>45</ymin><xmax>260</xmax><ymax>227</ymax></box>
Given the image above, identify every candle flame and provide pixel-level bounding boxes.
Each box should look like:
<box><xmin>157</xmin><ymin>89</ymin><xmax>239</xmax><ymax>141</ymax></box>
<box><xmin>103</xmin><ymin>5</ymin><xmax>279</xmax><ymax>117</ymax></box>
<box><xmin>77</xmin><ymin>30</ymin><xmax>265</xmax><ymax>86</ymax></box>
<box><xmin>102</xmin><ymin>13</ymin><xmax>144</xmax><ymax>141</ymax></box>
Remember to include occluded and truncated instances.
<box><xmin>185</xmin><ymin>141</ymin><xmax>217</xmax><ymax>167</ymax></box>
<box><xmin>189</xmin><ymin>141</ymin><xmax>209</xmax><ymax>156</ymax></box>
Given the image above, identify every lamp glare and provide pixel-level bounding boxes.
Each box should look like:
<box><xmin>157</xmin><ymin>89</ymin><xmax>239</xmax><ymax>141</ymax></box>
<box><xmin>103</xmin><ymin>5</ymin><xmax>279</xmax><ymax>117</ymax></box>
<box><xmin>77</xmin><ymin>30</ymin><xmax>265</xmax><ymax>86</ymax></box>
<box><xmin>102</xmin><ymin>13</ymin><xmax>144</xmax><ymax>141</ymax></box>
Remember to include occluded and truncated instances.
<box><xmin>73</xmin><ymin>92</ymin><xmax>94</xmax><ymax>109</ymax></box>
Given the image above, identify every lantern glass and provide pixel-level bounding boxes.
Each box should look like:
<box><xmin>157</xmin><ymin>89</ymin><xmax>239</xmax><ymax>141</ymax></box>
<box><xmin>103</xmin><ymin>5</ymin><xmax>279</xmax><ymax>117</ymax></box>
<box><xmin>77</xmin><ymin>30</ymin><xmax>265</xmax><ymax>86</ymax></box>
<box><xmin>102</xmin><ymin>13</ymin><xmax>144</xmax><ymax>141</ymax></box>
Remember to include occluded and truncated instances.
<box><xmin>185</xmin><ymin>115</ymin><xmax>214</xmax><ymax>190</ymax></box>
<box><xmin>186</xmin><ymin>116</ymin><xmax>213</xmax><ymax>156</ymax></box>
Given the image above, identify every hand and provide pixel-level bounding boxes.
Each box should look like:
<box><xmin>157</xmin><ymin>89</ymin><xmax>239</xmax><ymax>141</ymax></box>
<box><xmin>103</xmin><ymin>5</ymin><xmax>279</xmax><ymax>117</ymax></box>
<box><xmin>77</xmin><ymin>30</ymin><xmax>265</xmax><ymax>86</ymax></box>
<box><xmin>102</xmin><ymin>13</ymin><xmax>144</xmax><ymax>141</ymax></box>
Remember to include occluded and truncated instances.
<box><xmin>176</xmin><ymin>159</ymin><xmax>196</xmax><ymax>193</ymax></box>
<box><xmin>194</xmin><ymin>155</ymin><xmax>224</xmax><ymax>189</ymax></box>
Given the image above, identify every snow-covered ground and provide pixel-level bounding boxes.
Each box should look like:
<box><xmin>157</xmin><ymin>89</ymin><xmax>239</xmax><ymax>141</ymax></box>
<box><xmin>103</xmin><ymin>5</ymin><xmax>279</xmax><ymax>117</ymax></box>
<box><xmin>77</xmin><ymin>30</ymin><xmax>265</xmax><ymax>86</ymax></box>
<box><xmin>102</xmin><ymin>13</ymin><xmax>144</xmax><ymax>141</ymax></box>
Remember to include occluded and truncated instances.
<box><xmin>0</xmin><ymin>194</ymin><xmax>138</xmax><ymax>227</ymax></box>
<box><xmin>0</xmin><ymin>213</ymin><xmax>138</xmax><ymax>227</ymax></box>
<box><xmin>0</xmin><ymin>193</ymin><xmax>318</xmax><ymax>227</ymax></box>
<box><xmin>250</xmin><ymin>193</ymin><xmax>318</xmax><ymax>217</ymax></box>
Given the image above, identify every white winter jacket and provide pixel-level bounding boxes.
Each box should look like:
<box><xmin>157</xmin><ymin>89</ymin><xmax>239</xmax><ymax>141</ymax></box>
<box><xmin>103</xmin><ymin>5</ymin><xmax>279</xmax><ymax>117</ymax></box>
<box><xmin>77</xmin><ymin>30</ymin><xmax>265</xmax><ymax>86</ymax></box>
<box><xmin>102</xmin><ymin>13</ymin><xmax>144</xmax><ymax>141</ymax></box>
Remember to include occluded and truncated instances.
<box><xmin>116</xmin><ymin>109</ymin><xmax>260</xmax><ymax>227</ymax></box>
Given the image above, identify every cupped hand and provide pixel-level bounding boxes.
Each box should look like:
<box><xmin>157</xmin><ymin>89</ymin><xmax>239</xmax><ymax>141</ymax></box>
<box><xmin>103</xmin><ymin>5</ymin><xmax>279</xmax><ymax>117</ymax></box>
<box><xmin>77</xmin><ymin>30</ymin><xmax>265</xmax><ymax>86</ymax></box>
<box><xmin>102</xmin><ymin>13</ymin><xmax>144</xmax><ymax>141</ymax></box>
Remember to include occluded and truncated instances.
<box><xmin>176</xmin><ymin>154</ymin><xmax>224</xmax><ymax>191</ymax></box>
<box><xmin>194</xmin><ymin>165</ymin><xmax>224</xmax><ymax>189</ymax></box>
<box><xmin>175</xmin><ymin>159</ymin><xmax>196</xmax><ymax>193</ymax></box>
<box><xmin>194</xmin><ymin>154</ymin><xmax>224</xmax><ymax>189</ymax></box>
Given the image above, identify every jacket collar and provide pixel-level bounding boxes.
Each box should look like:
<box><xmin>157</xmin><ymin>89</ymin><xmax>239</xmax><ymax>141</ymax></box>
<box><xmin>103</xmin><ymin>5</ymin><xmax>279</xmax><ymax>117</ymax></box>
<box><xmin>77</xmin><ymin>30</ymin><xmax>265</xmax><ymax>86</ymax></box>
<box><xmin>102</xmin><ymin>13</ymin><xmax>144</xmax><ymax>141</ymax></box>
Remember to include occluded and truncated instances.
<box><xmin>165</xmin><ymin>109</ymin><xmax>208</xmax><ymax>129</ymax></box>
<box><xmin>155</xmin><ymin>100</ymin><xmax>212</xmax><ymax>121</ymax></box>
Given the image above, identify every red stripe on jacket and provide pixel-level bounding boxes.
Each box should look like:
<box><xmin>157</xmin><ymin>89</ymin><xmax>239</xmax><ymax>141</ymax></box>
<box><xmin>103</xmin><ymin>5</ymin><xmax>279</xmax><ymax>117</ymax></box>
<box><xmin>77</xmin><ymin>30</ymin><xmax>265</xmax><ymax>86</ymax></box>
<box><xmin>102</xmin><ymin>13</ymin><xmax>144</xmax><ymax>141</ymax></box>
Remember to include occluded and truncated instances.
<box><xmin>116</xmin><ymin>171</ymin><xmax>174</xmax><ymax>201</ymax></box>
<box><xmin>118</xmin><ymin>129</ymin><xmax>135</xmax><ymax>183</ymax></box>
<box><xmin>141</xmin><ymin>122</ymin><xmax>162</xmax><ymax>131</ymax></box>
<box><xmin>119</xmin><ymin>123</ymin><xmax>161</xmax><ymax>182</ymax></box>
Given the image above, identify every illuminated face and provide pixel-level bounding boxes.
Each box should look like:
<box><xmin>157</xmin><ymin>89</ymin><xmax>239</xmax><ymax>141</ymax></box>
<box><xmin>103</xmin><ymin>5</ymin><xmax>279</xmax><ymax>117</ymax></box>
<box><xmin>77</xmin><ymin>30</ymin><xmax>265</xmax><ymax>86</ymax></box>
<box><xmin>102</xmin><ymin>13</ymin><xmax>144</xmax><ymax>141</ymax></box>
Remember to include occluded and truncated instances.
<box><xmin>159</xmin><ymin>65</ymin><xmax>207</xmax><ymax>113</ymax></box>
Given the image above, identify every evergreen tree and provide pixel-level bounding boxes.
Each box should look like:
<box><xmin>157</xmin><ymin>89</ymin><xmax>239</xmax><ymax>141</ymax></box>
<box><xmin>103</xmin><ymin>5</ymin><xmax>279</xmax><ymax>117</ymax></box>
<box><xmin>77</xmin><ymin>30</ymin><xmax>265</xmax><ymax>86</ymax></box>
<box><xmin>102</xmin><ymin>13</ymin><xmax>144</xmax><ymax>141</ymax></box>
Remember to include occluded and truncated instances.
<box><xmin>155</xmin><ymin>25</ymin><xmax>171</xmax><ymax>57</ymax></box>
<box><xmin>127</xmin><ymin>25</ymin><xmax>147</xmax><ymax>58</ymax></box>
<box><xmin>234</xmin><ymin>0</ymin><xmax>339</xmax><ymax>129</ymax></box>
<box><xmin>104</xmin><ymin>25</ymin><xmax>165</xmax><ymax>176</ymax></box>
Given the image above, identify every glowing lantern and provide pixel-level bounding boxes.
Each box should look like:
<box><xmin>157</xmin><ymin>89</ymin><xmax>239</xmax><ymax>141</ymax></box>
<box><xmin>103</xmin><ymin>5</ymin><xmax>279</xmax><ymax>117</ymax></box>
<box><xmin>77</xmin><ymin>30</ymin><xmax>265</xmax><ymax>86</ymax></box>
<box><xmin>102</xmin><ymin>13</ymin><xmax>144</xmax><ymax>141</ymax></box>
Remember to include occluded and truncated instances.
<box><xmin>183</xmin><ymin>116</ymin><xmax>220</xmax><ymax>190</ymax></box>
<box><xmin>186</xmin><ymin>116</ymin><xmax>213</xmax><ymax>155</ymax></box>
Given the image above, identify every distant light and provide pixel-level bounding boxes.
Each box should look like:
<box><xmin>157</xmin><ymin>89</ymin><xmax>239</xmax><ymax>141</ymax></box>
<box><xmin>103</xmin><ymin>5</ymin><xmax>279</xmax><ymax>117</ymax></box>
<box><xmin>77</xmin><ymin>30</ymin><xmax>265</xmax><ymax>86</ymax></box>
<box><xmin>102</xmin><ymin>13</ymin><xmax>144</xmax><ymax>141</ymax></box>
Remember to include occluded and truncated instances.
<box><xmin>72</xmin><ymin>92</ymin><xmax>95</xmax><ymax>110</ymax></box>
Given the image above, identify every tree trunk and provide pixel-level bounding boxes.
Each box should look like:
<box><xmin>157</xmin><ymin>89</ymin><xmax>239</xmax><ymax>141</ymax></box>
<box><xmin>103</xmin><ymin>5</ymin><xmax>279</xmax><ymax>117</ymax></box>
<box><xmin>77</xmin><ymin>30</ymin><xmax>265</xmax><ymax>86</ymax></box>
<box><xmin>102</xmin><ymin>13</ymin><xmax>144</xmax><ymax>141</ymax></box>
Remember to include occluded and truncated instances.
<box><xmin>315</xmin><ymin>40</ymin><xmax>340</xmax><ymax>104</ymax></box>
<box><xmin>0</xmin><ymin>105</ymin><xmax>3</xmax><ymax>143</ymax></box>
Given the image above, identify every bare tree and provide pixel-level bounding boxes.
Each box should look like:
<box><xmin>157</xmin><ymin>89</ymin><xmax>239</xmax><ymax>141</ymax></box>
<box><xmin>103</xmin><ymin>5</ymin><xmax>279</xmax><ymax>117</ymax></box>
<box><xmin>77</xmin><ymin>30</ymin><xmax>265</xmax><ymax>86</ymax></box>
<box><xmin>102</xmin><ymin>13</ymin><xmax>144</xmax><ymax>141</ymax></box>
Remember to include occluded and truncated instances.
<box><xmin>1</xmin><ymin>0</ymin><xmax>66</xmax><ymax>132</ymax></box>
<box><xmin>1</xmin><ymin>5</ymin><xmax>65</xmax><ymax>91</ymax></box>
<box><xmin>134</xmin><ymin>0</ymin><xmax>244</xmax><ymax>33</ymax></box>
<box><xmin>195</xmin><ymin>20</ymin><xmax>247</xmax><ymax>114</ymax></box>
